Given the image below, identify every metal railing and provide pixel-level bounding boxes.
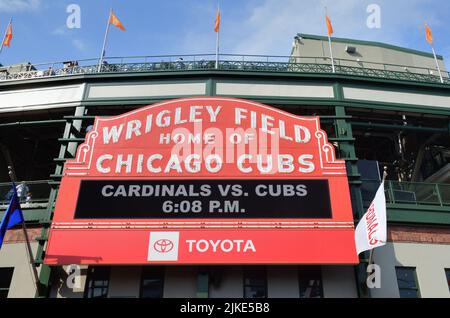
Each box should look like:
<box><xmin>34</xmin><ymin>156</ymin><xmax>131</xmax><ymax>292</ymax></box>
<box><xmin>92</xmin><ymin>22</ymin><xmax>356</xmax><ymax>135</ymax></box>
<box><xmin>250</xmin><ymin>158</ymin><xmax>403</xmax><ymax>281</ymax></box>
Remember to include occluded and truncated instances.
<box><xmin>0</xmin><ymin>54</ymin><xmax>449</xmax><ymax>85</ymax></box>
<box><xmin>0</xmin><ymin>180</ymin><xmax>52</xmax><ymax>208</ymax></box>
<box><xmin>361</xmin><ymin>180</ymin><xmax>450</xmax><ymax>207</ymax></box>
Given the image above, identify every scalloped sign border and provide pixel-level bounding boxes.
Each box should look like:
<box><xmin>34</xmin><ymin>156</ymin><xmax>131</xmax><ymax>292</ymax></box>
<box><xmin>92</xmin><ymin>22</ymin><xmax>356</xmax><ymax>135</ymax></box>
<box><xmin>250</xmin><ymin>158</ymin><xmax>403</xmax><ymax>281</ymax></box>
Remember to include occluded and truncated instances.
<box><xmin>45</xmin><ymin>97</ymin><xmax>358</xmax><ymax>265</ymax></box>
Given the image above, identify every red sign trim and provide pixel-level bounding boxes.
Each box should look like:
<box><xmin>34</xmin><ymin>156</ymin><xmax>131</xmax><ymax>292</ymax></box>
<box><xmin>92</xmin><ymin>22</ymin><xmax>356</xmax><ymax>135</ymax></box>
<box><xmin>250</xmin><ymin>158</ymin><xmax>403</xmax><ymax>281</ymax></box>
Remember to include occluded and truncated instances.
<box><xmin>45</xmin><ymin>97</ymin><xmax>358</xmax><ymax>265</ymax></box>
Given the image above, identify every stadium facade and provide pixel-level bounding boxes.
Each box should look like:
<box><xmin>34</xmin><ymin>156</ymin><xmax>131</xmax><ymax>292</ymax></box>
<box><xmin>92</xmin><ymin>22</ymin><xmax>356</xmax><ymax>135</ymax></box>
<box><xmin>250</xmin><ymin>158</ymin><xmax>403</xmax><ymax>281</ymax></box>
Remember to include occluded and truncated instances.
<box><xmin>0</xmin><ymin>34</ymin><xmax>449</xmax><ymax>298</ymax></box>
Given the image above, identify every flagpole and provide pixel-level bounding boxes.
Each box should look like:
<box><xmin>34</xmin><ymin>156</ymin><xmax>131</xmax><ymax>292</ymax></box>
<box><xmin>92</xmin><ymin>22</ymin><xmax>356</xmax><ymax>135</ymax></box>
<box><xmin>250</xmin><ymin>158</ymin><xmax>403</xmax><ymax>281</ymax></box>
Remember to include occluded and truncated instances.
<box><xmin>328</xmin><ymin>35</ymin><xmax>335</xmax><ymax>73</ymax></box>
<box><xmin>98</xmin><ymin>9</ymin><xmax>112</xmax><ymax>73</ymax></box>
<box><xmin>215</xmin><ymin>0</ymin><xmax>220</xmax><ymax>69</ymax></box>
<box><xmin>215</xmin><ymin>23</ymin><xmax>220</xmax><ymax>69</ymax></box>
<box><xmin>7</xmin><ymin>166</ymin><xmax>41</xmax><ymax>294</ymax></box>
<box><xmin>367</xmin><ymin>166</ymin><xmax>388</xmax><ymax>266</ymax></box>
<box><xmin>325</xmin><ymin>8</ymin><xmax>335</xmax><ymax>73</ymax></box>
<box><xmin>431</xmin><ymin>46</ymin><xmax>444</xmax><ymax>83</ymax></box>
<box><xmin>0</xmin><ymin>18</ymin><xmax>12</xmax><ymax>55</ymax></box>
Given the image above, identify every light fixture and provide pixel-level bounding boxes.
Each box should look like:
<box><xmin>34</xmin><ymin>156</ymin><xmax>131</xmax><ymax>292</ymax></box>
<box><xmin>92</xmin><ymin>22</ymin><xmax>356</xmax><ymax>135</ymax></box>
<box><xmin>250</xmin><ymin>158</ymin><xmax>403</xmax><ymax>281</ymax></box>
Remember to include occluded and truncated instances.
<box><xmin>346</xmin><ymin>46</ymin><xmax>357</xmax><ymax>54</ymax></box>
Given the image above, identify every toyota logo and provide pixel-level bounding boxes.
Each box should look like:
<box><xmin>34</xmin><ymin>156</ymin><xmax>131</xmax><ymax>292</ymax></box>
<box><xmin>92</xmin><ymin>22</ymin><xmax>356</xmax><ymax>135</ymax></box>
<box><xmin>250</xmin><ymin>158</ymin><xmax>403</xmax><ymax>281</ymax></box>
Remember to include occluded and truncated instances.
<box><xmin>153</xmin><ymin>239</ymin><xmax>174</xmax><ymax>253</ymax></box>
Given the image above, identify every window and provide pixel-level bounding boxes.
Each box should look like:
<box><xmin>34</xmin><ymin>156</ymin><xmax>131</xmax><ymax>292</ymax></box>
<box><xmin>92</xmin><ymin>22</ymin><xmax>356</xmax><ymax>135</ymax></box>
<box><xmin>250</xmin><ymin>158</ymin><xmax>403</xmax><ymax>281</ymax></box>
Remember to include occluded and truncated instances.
<box><xmin>298</xmin><ymin>266</ymin><xmax>323</xmax><ymax>298</ymax></box>
<box><xmin>396</xmin><ymin>267</ymin><xmax>420</xmax><ymax>298</ymax></box>
<box><xmin>140</xmin><ymin>267</ymin><xmax>164</xmax><ymax>298</ymax></box>
<box><xmin>445</xmin><ymin>269</ymin><xmax>450</xmax><ymax>292</ymax></box>
<box><xmin>243</xmin><ymin>267</ymin><xmax>267</xmax><ymax>298</ymax></box>
<box><xmin>84</xmin><ymin>266</ymin><xmax>110</xmax><ymax>298</ymax></box>
<box><xmin>0</xmin><ymin>268</ymin><xmax>14</xmax><ymax>298</ymax></box>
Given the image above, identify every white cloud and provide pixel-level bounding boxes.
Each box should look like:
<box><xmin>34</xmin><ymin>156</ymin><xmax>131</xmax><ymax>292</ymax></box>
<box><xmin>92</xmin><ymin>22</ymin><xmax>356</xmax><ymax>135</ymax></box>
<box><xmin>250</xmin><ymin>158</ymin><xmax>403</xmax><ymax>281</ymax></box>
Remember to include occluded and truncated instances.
<box><xmin>227</xmin><ymin>0</ymin><xmax>442</xmax><ymax>55</ymax></box>
<box><xmin>0</xmin><ymin>0</ymin><xmax>41</xmax><ymax>12</ymax></box>
<box><xmin>180</xmin><ymin>0</ymin><xmax>450</xmax><ymax>65</ymax></box>
<box><xmin>72</xmin><ymin>39</ymin><xmax>87</xmax><ymax>51</ymax></box>
<box><xmin>51</xmin><ymin>25</ymin><xmax>67</xmax><ymax>36</ymax></box>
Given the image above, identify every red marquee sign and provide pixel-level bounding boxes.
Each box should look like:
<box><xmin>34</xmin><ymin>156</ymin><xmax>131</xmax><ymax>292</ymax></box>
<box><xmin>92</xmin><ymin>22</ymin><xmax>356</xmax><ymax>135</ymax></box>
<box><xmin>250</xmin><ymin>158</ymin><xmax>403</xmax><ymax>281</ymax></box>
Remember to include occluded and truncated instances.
<box><xmin>45</xmin><ymin>97</ymin><xmax>358</xmax><ymax>265</ymax></box>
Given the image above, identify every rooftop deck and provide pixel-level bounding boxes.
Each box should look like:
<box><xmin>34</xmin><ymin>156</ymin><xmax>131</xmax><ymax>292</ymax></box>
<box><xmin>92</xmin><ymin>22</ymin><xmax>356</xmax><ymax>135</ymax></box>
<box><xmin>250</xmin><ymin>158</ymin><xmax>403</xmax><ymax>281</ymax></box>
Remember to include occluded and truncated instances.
<box><xmin>0</xmin><ymin>54</ymin><xmax>449</xmax><ymax>85</ymax></box>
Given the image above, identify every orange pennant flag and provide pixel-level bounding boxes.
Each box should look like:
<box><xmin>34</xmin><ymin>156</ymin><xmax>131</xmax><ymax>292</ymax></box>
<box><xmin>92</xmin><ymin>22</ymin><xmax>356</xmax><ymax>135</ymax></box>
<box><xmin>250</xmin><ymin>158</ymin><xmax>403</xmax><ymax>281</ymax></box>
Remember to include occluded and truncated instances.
<box><xmin>214</xmin><ymin>9</ymin><xmax>221</xmax><ymax>33</ymax></box>
<box><xmin>425</xmin><ymin>23</ymin><xmax>433</xmax><ymax>45</ymax></box>
<box><xmin>325</xmin><ymin>15</ymin><xmax>333</xmax><ymax>37</ymax></box>
<box><xmin>3</xmin><ymin>21</ymin><xmax>12</xmax><ymax>47</ymax></box>
<box><xmin>109</xmin><ymin>11</ymin><xmax>126</xmax><ymax>31</ymax></box>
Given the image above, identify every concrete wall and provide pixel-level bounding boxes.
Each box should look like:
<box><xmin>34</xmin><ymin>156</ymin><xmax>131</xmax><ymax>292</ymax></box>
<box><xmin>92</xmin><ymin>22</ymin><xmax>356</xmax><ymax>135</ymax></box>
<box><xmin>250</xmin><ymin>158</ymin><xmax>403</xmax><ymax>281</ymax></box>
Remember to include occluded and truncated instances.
<box><xmin>209</xmin><ymin>267</ymin><xmax>243</xmax><ymax>298</ymax></box>
<box><xmin>322</xmin><ymin>266</ymin><xmax>358</xmax><ymax>298</ymax></box>
<box><xmin>267</xmin><ymin>267</ymin><xmax>300</xmax><ymax>298</ymax></box>
<box><xmin>48</xmin><ymin>265</ymin><xmax>358</xmax><ymax>298</ymax></box>
<box><xmin>46</xmin><ymin>247</ymin><xmax>450</xmax><ymax>299</ymax></box>
<box><xmin>372</xmin><ymin>242</ymin><xmax>450</xmax><ymax>298</ymax></box>
<box><xmin>0</xmin><ymin>242</ymin><xmax>40</xmax><ymax>298</ymax></box>
<box><xmin>6</xmin><ymin>242</ymin><xmax>450</xmax><ymax>299</ymax></box>
<box><xmin>87</xmin><ymin>82</ymin><xmax>206</xmax><ymax>100</ymax></box>
<box><xmin>50</xmin><ymin>266</ymin><xmax>143</xmax><ymax>298</ymax></box>
<box><xmin>216</xmin><ymin>82</ymin><xmax>334</xmax><ymax>99</ymax></box>
<box><xmin>343</xmin><ymin>86</ymin><xmax>450</xmax><ymax>109</ymax></box>
<box><xmin>50</xmin><ymin>265</ymin><xmax>88</xmax><ymax>298</ymax></box>
<box><xmin>108</xmin><ymin>266</ymin><xmax>142</xmax><ymax>298</ymax></box>
<box><xmin>0</xmin><ymin>84</ymin><xmax>85</xmax><ymax>113</ymax></box>
<box><xmin>292</xmin><ymin>36</ymin><xmax>447</xmax><ymax>75</ymax></box>
<box><xmin>208</xmin><ymin>266</ymin><xmax>357</xmax><ymax>299</ymax></box>
<box><xmin>163</xmin><ymin>266</ymin><xmax>197</xmax><ymax>298</ymax></box>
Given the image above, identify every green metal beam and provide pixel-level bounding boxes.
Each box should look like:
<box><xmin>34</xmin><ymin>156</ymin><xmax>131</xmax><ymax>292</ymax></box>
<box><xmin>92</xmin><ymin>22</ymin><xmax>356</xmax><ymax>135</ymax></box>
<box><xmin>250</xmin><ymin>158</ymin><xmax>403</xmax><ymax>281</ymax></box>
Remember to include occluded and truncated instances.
<box><xmin>196</xmin><ymin>270</ymin><xmax>209</xmax><ymax>298</ymax></box>
<box><xmin>35</xmin><ymin>106</ymin><xmax>88</xmax><ymax>298</ymax></box>
<box><xmin>350</xmin><ymin>121</ymin><xmax>449</xmax><ymax>133</ymax></box>
<box><xmin>387</xmin><ymin>204</ymin><xmax>450</xmax><ymax>225</ymax></box>
<box><xmin>36</xmin><ymin>264</ymin><xmax>52</xmax><ymax>298</ymax></box>
<box><xmin>0</xmin><ymin>209</ymin><xmax>48</xmax><ymax>222</ymax></box>
<box><xmin>333</xmin><ymin>106</ymin><xmax>370</xmax><ymax>298</ymax></box>
<box><xmin>0</xmin><ymin>120</ymin><xmax>66</xmax><ymax>128</ymax></box>
<box><xmin>64</xmin><ymin>116</ymin><xmax>97</xmax><ymax>120</ymax></box>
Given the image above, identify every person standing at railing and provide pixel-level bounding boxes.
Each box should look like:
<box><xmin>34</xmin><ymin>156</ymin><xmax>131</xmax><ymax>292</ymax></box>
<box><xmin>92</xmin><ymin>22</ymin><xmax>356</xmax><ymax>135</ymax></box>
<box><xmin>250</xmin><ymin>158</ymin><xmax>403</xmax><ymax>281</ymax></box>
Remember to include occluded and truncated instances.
<box><xmin>45</xmin><ymin>66</ymin><xmax>55</xmax><ymax>77</ymax></box>
<box><xmin>176</xmin><ymin>57</ymin><xmax>185</xmax><ymax>70</ymax></box>
<box><xmin>63</xmin><ymin>61</ymin><xmax>79</xmax><ymax>75</ymax></box>
<box><xmin>4</xmin><ymin>188</ymin><xmax>13</xmax><ymax>201</ymax></box>
<box><xmin>199</xmin><ymin>59</ymin><xmax>207</xmax><ymax>69</ymax></box>
<box><xmin>4</xmin><ymin>181</ymin><xmax>28</xmax><ymax>202</ymax></box>
<box><xmin>16</xmin><ymin>182</ymin><xmax>29</xmax><ymax>203</ymax></box>
<box><xmin>25</xmin><ymin>192</ymin><xmax>32</xmax><ymax>203</ymax></box>
<box><xmin>102</xmin><ymin>60</ymin><xmax>109</xmax><ymax>72</ymax></box>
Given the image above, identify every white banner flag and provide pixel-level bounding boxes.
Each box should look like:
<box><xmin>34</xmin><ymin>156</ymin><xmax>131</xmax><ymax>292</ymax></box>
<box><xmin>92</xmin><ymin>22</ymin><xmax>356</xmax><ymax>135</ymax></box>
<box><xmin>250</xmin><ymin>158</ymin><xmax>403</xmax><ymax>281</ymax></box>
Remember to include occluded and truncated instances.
<box><xmin>355</xmin><ymin>182</ymin><xmax>387</xmax><ymax>255</ymax></box>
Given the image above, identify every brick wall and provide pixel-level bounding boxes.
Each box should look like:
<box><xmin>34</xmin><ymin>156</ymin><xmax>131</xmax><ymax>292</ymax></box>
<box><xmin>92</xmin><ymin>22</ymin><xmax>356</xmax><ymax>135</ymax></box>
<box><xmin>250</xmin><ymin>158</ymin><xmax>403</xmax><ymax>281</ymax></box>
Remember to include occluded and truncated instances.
<box><xmin>388</xmin><ymin>225</ymin><xmax>450</xmax><ymax>244</ymax></box>
<box><xmin>3</xmin><ymin>226</ymin><xmax>42</xmax><ymax>244</ymax></box>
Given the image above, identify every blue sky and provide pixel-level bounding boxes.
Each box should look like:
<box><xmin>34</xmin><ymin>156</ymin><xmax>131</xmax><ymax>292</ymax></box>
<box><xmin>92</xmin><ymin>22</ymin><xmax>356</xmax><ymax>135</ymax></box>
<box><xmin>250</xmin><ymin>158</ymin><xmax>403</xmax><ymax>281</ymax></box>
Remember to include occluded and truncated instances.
<box><xmin>0</xmin><ymin>0</ymin><xmax>450</xmax><ymax>68</ymax></box>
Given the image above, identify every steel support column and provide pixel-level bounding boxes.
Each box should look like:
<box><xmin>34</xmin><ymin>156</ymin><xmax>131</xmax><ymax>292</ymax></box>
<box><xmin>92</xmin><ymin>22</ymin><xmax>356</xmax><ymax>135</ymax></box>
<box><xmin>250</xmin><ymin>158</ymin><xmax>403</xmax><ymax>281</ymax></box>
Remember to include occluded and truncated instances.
<box><xmin>196</xmin><ymin>269</ymin><xmax>209</xmax><ymax>298</ymax></box>
<box><xmin>35</xmin><ymin>105</ymin><xmax>87</xmax><ymax>297</ymax></box>
<box><xmin>333</xmin><ymin>106</ymin><xmax>370</xmax><ymax>298</ymax></box>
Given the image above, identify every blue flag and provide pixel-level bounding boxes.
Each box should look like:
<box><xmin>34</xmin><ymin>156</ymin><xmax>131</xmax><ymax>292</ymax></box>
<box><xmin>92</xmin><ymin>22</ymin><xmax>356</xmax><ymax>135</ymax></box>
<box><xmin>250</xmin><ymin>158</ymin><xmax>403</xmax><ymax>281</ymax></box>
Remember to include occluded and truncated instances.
<box><xmin>0</xmin><ymin>183</ymin><xmax>24</xmax><ymax>249</ymax></box>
